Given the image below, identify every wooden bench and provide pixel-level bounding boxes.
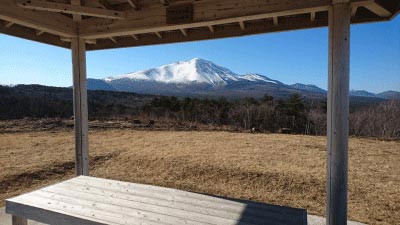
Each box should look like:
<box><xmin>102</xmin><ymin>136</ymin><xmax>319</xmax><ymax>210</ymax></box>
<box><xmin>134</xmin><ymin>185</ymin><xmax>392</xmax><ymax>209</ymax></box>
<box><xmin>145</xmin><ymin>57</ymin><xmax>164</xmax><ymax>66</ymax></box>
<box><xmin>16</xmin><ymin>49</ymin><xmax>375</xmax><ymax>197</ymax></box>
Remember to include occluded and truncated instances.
<box><xmin>6</xmin><ymin>176</ymin><xmax>307</xmax><ymax>225</ymax></box>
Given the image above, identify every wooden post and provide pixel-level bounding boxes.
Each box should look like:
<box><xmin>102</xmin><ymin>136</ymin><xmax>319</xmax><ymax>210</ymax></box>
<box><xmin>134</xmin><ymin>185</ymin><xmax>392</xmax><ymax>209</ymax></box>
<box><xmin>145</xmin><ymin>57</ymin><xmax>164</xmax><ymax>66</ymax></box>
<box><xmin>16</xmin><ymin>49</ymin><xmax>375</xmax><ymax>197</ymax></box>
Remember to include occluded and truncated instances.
<box><xmin>327</xmin><ymin>1</ymin><xmax>350</xmax><ymax>225</ymax></box>
<box><xmin>71</xmin><ymin>37</ymin><xmax>89</xmax><ymax>176</ymax></box>
<box><xmin>12</xmin><ymin>216</ymin><xmax>27</xmax><ymax>225</ymax></box>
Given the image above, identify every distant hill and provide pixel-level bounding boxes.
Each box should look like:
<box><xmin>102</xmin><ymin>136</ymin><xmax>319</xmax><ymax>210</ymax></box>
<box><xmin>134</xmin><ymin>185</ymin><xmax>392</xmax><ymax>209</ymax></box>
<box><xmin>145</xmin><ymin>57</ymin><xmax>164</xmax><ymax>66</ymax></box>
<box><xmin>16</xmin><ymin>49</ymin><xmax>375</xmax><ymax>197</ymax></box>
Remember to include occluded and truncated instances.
<box><xmin>87</xmin><ymin>58</ymin><xmax>399</xmax><ymax>100</ymax></box>
<box><xmin>0</xmin><ymin>85</ymin><xmax>154</xmax><ymax>119</ymax></box>
<box><xmin>289</xmin><ymin>83</ymin><xmax>327</xmax><ymax>94</ymax></box>
<box><xmin>377</xmin><ymin>91</ymin><xmax>400</xmax><ymax>100</ymax></box>
<box><xmin>350</xmin><ymin>90</ymin><xmax>377</xmax><ymax>98</ymax></box>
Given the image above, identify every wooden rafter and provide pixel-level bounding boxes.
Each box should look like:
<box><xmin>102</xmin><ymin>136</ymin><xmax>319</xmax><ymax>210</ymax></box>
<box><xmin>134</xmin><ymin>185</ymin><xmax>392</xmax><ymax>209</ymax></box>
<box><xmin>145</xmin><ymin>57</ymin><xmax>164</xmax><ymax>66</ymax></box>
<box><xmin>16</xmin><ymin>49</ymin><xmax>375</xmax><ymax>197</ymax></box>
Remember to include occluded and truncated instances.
<box><xmin>80</xmin><ymin>0</ymin><xmax>348</xmax><ymax>39</ymax></box>
<box><xmin>126</xmin><ymin>0</ymin><xmax>139</xmax><ymax>10</ymax></box>
<box><xmin>131</xmin><ymin>34</ymin><xmax>139</xmax><ymax>40</ymax></box>
<box><xmin>60</xmin><ymin>37</ymin><xmax>97</xmax><ymax>44</ymax></box>
<box><xmin>79</xmin><ymin>0</ymin><xmax>389</xmax><ymax>40</ymax></box>
<box><xmin>351</xmin><ymin>6</ymin><xmax>358</xmax><ymax>16</ymax></box>
<box><xmin>239</xmin><ymin>21</ymin><xmax>245</xmax><ymax>30</ymax></box>
<box><xmin>36</xmin><ymin>30</ymin><xmax>45</xmax><ymax>36</ymax></box>
<box><xmin>273</xmin><ymin>17</ymin><xmax>279</xmax><ymax>25</ymax></box>
<box><xmin>180</xmin><ymin>29</ymin><xmax>188</xmax><ymax>36</ymax></box>
<box><xmin>208</xmin><ymin>25</ymin><xmax>215</xmax><ymax>33</ymax></box>
<box><xmin>109</xmin><ymin>37</ymin><xmax>117</xmax><ymax>43</ymax></box>
<box><xmin>311</xmin><ymin>11</ymin><xmax>316</xmax><ymax>21</ymax></box>
<box><xmin>84</xmin><ymin>0</ymin><xmax>106</xmax><ymax>9</ymax></box>
<box><xmin>0</xmin><ymin>0</ymin><xmax>75</xmax><ymax>37</ymax></box>
<box><xmin>86</xmin><ymin>15</ymin><xmax>331</xmax><ymax>50</ymax></box>
<box><xmin>155</xmin><ymin>32</ymin><xmax>162</xmax><ymax>39</ymax></box>
<box><xmin>364</xmin><ymin>2</ymin><xmax>392</xmax><ymax>17</ymax></box>
<box><xmin>86</xmin><ymin>39</ymin><xmax>97</xmax><ymax>44</ymax></box>
<box><xmin>160</xmin><ymin>0</ymin><xmax>169</xmax><ymax>6</ymax></box>
<box><xmin>5</xmin><ymin>21</ymin><xmax>14</xmax><ymax>28</ymax></box>
<box><xmin>351</xmin><ymin>0</ymin><xmax>392</xmax><ymax>17</ymax></box>
<box><xmin>16</xmin><ymin>0</ymin><xmax>126</xmax><ymax>19</ymax></box>
<box><xmin>0</xmin><ymin>0</ymin><xmax>397</xmax><ymax>50</ymax></box>
<box><xmin>72</xmin><ymin>0</ymin><xmax>82</xmax><ymax>22</ymax></box>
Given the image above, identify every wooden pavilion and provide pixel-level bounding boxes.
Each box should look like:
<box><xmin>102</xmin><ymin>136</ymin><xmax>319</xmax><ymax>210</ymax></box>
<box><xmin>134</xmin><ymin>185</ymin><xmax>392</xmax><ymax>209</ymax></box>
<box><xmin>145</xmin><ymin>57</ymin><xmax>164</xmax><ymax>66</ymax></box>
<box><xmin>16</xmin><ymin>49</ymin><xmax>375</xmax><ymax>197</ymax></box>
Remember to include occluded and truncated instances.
<box><xmin>1</xmin><ymin>0</ymin><xmax>400</xmax><ymax>224</ymax></box>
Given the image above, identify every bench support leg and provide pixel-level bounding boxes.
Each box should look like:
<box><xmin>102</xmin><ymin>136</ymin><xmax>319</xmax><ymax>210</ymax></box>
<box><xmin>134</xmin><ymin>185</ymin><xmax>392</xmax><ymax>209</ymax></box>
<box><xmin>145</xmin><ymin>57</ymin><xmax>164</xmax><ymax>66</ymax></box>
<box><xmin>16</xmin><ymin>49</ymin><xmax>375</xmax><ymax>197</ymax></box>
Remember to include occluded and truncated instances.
<box><xmin>12</xmin><ymin>216</ymin><xmax>27</xmax><ymax>225</ymax></box>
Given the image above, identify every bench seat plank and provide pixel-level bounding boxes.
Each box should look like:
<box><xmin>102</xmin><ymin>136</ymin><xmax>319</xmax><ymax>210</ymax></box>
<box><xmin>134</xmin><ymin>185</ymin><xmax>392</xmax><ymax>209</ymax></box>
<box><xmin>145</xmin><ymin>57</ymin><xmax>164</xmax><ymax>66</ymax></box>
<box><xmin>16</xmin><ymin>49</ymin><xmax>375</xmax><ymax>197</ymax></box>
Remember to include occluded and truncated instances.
<box><xmin>6</xmin><ymin>176</ymin><xmax>307</xmax><ymax>225</ymax></box>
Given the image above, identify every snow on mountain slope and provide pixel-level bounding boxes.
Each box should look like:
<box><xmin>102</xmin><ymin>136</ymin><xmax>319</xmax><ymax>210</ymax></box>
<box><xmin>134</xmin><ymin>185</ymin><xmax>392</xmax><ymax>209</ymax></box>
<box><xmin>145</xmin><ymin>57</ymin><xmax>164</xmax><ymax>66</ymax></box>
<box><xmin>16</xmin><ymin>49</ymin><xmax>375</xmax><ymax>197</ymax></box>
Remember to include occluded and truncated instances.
<box><xmin>239</xmin><ymin>73</ymin><xmax>282</xmax><ymax>84</ymax></box>
<box><xmin>105</xmin><ymin>58</ymin><xmax>240</xmax><ymax>86</ymax></box>
<box><xmin>88</xmin><ymin>58</ymin><xmax>392</xmax><ymax>99</ymax></box>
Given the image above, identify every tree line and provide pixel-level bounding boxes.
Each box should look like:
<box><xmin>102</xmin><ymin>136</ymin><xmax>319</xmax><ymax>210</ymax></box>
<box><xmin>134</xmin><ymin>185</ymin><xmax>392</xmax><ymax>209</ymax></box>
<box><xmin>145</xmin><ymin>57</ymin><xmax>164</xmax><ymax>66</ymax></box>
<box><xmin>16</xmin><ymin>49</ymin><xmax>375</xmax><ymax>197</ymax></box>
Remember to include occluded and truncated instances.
<box><xmin>1</xmin><ymin>84</ymin><xmax>399</xmax><ymax>140</ymax></box>
<box><xmin>142</xmin><ymin>95</ymin><xmax>400</xmax><ymax>139</ymax></box>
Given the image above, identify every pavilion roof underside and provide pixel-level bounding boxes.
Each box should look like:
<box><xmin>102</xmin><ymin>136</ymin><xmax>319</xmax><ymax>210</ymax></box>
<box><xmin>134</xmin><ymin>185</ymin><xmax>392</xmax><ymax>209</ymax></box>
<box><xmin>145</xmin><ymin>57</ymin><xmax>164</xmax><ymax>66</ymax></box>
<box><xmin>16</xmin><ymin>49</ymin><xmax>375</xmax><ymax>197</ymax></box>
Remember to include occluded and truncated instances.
<box><xmin>0</xmin><ymin>0</ymin><xmax>399</xmax><ymax>50</ymax></box>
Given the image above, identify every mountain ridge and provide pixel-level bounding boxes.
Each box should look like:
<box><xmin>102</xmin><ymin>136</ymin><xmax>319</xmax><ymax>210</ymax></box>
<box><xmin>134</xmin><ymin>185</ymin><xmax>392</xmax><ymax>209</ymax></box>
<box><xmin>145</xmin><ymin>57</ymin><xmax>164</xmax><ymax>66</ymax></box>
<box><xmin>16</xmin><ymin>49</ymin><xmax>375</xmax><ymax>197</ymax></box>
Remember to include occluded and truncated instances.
<box><xmin>87</xmin><ymin>58</ymin><xmax>399</xmax><ymax>100</ymax></box>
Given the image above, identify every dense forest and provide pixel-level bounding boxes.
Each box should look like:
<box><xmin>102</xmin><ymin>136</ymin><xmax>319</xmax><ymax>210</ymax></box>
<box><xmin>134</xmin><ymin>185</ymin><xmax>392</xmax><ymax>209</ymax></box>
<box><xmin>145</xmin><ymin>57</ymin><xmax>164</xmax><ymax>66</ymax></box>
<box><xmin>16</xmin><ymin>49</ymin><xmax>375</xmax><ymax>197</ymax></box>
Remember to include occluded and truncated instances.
<box><xmin>0</xmin><ymin>85</ymin><xmax>399</xmax><ymax>139</ymax></box>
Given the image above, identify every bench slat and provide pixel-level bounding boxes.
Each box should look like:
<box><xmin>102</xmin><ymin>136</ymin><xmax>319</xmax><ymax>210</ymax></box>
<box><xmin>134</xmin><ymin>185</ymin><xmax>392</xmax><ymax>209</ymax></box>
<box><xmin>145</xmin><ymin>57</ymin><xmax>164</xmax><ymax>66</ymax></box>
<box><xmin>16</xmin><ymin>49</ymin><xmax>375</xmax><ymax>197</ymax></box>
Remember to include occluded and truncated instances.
<box><xmin>6</xmin><ymin>176</ymin><xmax>307</xmax><ymax>225</ymax></box>
<box><xmin>33</xmin><ymin>191</ymin><xmax>237</xmax><ymax>225</ymax></box>
<box><xmin>47</xmin><ymin>182</ymin><xmax>298</xmax><ymax>225</ymax></box>
<box><xmin>66</xmin><ymin>177</ymin><xmax>300</xmax><ymax>218</ymax></box>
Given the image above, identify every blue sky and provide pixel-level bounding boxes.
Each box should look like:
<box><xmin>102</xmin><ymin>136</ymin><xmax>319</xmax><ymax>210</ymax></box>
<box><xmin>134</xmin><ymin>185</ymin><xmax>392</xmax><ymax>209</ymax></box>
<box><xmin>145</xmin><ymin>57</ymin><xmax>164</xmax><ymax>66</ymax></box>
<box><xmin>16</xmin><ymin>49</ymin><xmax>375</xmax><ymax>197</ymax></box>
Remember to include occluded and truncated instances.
<box><xmin>0</xmin><ymin>16</ymin><xmax>399</xmax><ymax>93</ymax></box>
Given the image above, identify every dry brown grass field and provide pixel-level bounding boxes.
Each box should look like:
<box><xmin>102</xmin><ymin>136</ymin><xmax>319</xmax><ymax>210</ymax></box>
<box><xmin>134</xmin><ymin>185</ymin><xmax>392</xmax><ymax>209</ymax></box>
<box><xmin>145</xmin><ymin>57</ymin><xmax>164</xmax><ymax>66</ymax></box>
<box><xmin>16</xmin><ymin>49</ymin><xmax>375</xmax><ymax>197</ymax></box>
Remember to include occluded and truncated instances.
<box><xmin>0</xmin><ymin>129</ymin><xmax>399</xmax><ymax>225</ymax></box>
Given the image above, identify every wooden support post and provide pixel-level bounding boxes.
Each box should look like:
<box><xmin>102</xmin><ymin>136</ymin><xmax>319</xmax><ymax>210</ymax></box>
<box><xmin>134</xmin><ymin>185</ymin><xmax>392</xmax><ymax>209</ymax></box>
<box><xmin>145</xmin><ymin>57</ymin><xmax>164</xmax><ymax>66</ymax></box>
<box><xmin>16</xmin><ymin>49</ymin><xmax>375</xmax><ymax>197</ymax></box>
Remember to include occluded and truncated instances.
<box><xmin>327</xmin><ymin>1</ymin><xmax>350</xmax><ymax>225</ymax></box>
<box><xmin>71</xmin><ymin>37</ymin><xmax>89</xmax><ymax>176</ymax></box>
<box><xmin>12</xmin><ymin>216</ymin><xmax>27</xmax><ymax>225</ymax></box>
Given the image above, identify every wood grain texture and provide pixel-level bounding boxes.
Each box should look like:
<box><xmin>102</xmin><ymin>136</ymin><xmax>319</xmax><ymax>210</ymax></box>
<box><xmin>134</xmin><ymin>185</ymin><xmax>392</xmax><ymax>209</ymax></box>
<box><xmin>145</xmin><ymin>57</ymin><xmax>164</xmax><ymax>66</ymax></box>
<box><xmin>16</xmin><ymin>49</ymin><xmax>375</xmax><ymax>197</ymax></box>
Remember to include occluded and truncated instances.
<box><xmin>327</xmin><ymin>2</ymin><xmax>351</xmax><ymax>225</ymax></box>
<box><xmin>6</xmin><ymin>176</ymin><xmax>307</xmax><ymax>225</ymax></box>
<box><xmin>0</xmin><ymin>0</ymin><xmax>398</xmax><ymax>49</ymax></box>
<box><xmin>16</xmin><ymin>0</ymin><xmax>126</xmax><ymax>19</ymax></box>
<box><xmin>71</xmin><ymin>38</ymin><xmax>89</xmax><ymax>176</ymax></box>
<box><xmin>12</xmin><ymin>215</ymin><xmax>27</xmax><ymax>225</ymax></box>
<box><xmin>0</xmin><ymin>0</ymin><xmax>75</xmax><ymax>37</ymax></box>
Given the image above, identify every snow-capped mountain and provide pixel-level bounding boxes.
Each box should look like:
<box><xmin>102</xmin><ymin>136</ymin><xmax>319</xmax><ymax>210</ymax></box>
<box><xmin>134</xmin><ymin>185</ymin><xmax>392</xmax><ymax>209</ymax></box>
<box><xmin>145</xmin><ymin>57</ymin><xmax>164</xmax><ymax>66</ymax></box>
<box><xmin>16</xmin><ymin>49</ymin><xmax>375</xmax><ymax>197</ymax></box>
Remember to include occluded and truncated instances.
<box><xmin>104</xmin><ymin>58</ymin><xmax>239</xmax><ymax>86</ymax></box>
<box><xmin>103</xmin><ymin>58</ymin><xmax>282</xmax><ymax>87</ymax></box>
<box><xmin>87</xmin><ymin>58</ymin><xmax>399</xmax><ymax>99</ymax></box>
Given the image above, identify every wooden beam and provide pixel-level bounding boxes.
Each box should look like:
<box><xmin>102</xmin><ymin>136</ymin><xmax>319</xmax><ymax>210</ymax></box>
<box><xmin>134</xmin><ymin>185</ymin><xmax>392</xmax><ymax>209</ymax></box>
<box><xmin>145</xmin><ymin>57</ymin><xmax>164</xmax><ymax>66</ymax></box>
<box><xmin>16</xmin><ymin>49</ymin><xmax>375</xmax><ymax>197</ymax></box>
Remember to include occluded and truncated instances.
<box><xmin>273</xmin><ymin>17</ymin><xmax>279</xmax><ymax>25</ymax></box>
<box><xmin>61</xmin><ymin>37</ymin><xmax>96</xmax><ymax>44</ymax></box>
<box><xmin>5</xmin><ymin>22</ymin><xmax>14</xmax><ymax>28</ymax></box>
<box><xmin>16</xmin><ymin>0</ymin><xmax>126</xmax><ymax>19</ymax></box>
<box><xmin>311</xmin><ymin>11</ymin><xmax>316</xmax><ymax>21</ymax></box>
<box><xmin>160</xmin><ymin>0</ymin><xmax>169</xmax><ymax>6</ymax></box>
<box><xmin>80</xmin><ymin>0</ymin><xmax>343</xmax><ymax>39</ymax></box>
<box><xmin>364</xmin><ymin>1</ymin><xmax>392</xmax><ymax>17</ymax></box>
<box><xmin>155</xmin><ymin>32</ymin><xmax>162</xmax><ymax>39</ymax></box>
<box><xmin>0</xmin><ymin>0</ymin><xmax>75</xmax><ymax>37</ymax></box>
<box><xmin>71</xmin><ymin>37</ymin><xmax>89</xmax><ymax>176</ymax></box>
<box><xmin>79</xmin><ymin>0</ymin><xmax>378</xmax><ymax>40</ymax></box>
<box><xmin>71</xmin><ymin>0</ymin><xmax>82</xmax><ymax>21</ymax></box>
<box><xmin>131</xmin><ymin>34</ymin><xmax>139</xmax><ymax>40</ymax></box>
<box><xmin>85</xmin><ymin>39</ymin><xmax>97</xmax><ymax>44</ymax></box>
<box><xmin>0</xmin><ymin>22</ymin><xmax>70</xmax><ymax>48</ymax></box>
<box><xmin>327</xmin><ymin>2</ymin><xmax>350</xmax><ymax>225</ymax></box>
<box><xmin>84</xmin><ymin>0</ymin><xmax>106</xmax><ymax>9</ymax></box>
<box><xmin>180</xmin><ymin>29</ymin><xmax>188</xmax><ymax>36</ymax></box>
<box><xmin>239</xmin><ymin>21</ymin><xmax>245</xmax><ymax>30</ymax></box>
<box><xmin>109</xmin><ymin>37</ymin><xmax>117</xmax><ymax>43</ymax></box>
<box><xmin>86</xmin><ymin>15</ymin><xmax>331</xmax><ymax>50</ymax></box>
<box><xmin>208</xmin><ymin>25</ymin><xmax>215</xmax><ymax>33</ymax></box>
<box><xmin>36</xmin><ymin>30</ymin><xmax>45</xmax><ymax>36</ymax></box>
<box><xmin>60</xmin><ymin>37</ymin><xmax>72</xmax><ymax>42</ymax></box>
<box><xmin>351</xmin><ymin>6</ymin><xmax>358</xmax><ymax>16</ymax></box>
<box><xmin>126</xmin><ymin>0</ymin><xmax>139</xmax><ymax>10</ymax></box>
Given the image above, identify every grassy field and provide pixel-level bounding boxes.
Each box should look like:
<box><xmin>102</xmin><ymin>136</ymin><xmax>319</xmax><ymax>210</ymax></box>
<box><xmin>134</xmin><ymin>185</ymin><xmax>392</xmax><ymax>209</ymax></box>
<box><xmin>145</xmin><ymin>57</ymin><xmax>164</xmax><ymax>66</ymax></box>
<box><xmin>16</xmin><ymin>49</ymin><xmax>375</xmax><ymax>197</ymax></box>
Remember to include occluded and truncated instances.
<box><xmin>0</xmin><ymin>130</ymin><xmax>399</xmax><ymax>224</ymax></box>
